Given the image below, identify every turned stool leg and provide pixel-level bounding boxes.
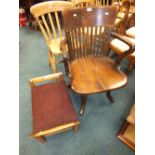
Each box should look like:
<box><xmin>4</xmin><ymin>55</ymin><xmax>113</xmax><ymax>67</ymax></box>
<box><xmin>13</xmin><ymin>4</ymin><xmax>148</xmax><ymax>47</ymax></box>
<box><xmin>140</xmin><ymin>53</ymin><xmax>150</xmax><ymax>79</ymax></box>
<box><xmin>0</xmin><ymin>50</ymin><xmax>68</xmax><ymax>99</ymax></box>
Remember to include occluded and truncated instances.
<box><xmin>79</xmin><ymin>95</ymin><xmax>88</xmax><ymax>116</ymax></box>
<box><xmin>36</xmin><ymin>136</ymin><xmax>46</xmax><ymax>143</ymax></box>
<box><xmin>106</xmin><ymin>91</ymin><xmax>114</xmax><ymax>103</ymax></box>
<box><xmin>72</xmin><ymin>124</ymin><xmax>79</xmax><ymax>132</ymax></box>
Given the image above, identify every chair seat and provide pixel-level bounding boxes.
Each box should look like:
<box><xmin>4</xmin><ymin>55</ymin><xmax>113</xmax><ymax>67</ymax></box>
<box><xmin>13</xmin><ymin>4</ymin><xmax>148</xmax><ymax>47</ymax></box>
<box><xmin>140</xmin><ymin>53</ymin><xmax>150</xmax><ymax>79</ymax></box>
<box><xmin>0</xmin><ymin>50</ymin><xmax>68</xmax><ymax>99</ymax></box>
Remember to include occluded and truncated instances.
<box><xmin>31</xmin><ymin>81</ymin><xmax>78</xmax><ymax>134</ymax></box>
<box><xmin>47</xmin><ymin>37</ymin><xmax>65</xmax><ymax>55</ymax></box>
<box><xmin>110</xmin><ymin>36</ymin><xmax>135</xmax><ymax>53</ymax></box>
<box><xmin>70</xmin><ymin>56</ymin><xmax>127</xmax><ymax>94</ymax></box>
<box><xmin>125</xmin><ymin>27</ymin><xmax>135</xmax><ymax>38</ymax></box>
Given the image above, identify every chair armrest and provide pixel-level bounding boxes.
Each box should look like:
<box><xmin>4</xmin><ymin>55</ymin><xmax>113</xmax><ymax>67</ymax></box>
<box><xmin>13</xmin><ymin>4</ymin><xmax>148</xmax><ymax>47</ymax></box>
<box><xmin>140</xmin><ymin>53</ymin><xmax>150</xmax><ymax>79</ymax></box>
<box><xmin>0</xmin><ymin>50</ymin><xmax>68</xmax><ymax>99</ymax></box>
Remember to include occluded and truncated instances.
<box><xmin>111</xmin><ymin>32</ymin><xmax>135</xmax><ymax>66</ymax></box>
<box><xmin>29</xmin><ymin>72</ymin><xmax>64</xmax><ymax>87</ymax></box>
<box><xmin>60</xmin><ymin>38</ymin><xmax>72</xmax><ymax>79</ymax></box>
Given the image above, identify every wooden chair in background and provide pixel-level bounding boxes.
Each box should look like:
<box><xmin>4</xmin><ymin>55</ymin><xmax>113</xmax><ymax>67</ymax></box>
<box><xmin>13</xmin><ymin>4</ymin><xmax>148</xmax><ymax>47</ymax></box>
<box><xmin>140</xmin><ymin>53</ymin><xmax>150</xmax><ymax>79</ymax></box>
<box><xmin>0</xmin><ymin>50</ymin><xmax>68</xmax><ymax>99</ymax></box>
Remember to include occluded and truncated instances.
<box><xmin>61</xmin><ymin>6</ymin><xmax>134</xmax><ymax>115</ymax></box>
<box><xmin>72</xmin><ymin>0</ymin><xmax>95</xmax><ymax>7</ymax></box>
<box><xmin>110</xmin><ymin>2</ymin><xmax>135</xmax><ymax>73</ymax></box>
<box><xmin>30</xmin><ymin>1</ymin><xmax>74</xmax><ymax>73</ymax></box>
<box><xmin>110</xmin><ymin>31</ymin><xmax>135</xmax><ymax>73</ymax></box>
<box><xmin>72</xmin><ymin>0</ymin><xmax>113</xmax><ymax>7</ymax></box>
<box><xmin>113</xmin><ymin>0</ymin><xmax>130</xmax><ymax>34</ymax></box>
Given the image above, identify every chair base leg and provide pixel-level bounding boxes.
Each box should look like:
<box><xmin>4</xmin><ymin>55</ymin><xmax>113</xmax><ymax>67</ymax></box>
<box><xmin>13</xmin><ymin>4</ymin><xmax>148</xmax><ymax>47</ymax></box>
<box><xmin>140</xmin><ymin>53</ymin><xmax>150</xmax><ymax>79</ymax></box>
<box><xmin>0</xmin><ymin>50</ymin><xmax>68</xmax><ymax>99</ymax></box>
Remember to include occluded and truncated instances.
<box><xmin>36</xmin><ymin>136</ymin><xmax>46</xmax><ymax>143</ymax></box>
<box><xmin>106</xmin><ymin>91</ymin><xmax>114</xmax><ymax>103</ymax></box>
<box><xmin>79</xmin><ymin>95</ymin><xmax>88</xmax><ymax>116</ymax></box>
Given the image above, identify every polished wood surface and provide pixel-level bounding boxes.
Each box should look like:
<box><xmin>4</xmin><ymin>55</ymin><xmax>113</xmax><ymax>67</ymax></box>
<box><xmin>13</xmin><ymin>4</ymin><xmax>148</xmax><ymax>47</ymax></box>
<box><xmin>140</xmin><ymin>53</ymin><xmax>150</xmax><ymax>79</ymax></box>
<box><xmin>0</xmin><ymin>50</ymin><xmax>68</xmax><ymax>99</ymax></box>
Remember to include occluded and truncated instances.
<box><xmin>30</xmin><ymin>1</ymin><xmax>74</xmax><ymax>73</ymax></box>
<box><xmin>30</xmin><ymin>121</ymin><xmax>80</xmax><ymax>138</ymax></box>
<box><xmin>62</xmin><ymin>7</ymin><xmax>128</xmax><ymax>115</ymax></box>
<box><xmin>29</xmin><ymin>72</ymin><xmax>64</xmax><ymax>87</ymax></box>
<box><xmin>70</xmin><ymin>56</ymin><xmax>127</xmax><ymax>94</ymax></box>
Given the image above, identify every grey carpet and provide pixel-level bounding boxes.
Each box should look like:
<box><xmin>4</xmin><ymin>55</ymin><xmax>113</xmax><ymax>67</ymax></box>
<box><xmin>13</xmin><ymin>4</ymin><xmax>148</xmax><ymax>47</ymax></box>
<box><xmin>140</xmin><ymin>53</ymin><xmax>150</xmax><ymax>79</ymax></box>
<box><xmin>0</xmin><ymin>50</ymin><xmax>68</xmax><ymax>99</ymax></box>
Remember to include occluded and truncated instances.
<box><xmin>19</xmin><ymin>27</ymin><xmax>135</xmax><ymax>155</ymax></box>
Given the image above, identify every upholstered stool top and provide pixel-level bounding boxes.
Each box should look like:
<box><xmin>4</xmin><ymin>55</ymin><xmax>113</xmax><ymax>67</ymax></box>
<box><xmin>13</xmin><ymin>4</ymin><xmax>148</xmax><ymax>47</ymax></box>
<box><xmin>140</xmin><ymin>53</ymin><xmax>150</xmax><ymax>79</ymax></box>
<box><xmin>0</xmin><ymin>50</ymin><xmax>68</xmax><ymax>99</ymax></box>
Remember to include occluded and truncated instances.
<box><xmin>31</xmin><ymin>81</ymin><xmax>78</xmax><ymax>134</ymax></box>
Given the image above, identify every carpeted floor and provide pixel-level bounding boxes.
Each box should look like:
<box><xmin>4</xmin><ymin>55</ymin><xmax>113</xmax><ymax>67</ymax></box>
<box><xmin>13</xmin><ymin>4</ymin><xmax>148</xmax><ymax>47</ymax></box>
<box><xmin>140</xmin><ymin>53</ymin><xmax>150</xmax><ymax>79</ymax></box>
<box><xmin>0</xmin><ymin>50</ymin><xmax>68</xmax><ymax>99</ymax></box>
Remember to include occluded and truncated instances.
<box><xmin>19</xmin><ymin>27</ymin><xmax>135</xmax><ymax>155</ymax></box>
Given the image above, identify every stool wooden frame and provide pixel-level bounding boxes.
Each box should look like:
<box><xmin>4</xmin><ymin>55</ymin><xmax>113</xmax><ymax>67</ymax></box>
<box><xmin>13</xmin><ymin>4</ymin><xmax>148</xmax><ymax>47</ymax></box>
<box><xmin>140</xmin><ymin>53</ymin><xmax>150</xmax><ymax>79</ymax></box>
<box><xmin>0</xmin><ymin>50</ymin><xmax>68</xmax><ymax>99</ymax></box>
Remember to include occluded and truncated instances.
<box><xmin>29</xmin><ymin>72</ymin><xmax>80</xmax><ymax>143</ymax></box>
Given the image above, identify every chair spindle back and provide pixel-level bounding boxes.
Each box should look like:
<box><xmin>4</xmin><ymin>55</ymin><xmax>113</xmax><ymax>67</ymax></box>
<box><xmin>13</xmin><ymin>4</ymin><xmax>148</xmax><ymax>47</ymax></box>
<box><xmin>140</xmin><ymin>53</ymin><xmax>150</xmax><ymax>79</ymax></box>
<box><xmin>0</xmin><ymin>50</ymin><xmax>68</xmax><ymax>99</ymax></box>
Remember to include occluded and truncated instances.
<box><xmin>62</xmin><ymin>7</ymin><xmax>118</xmax><ymax>62</ymax></box>
<box><xmin>30</xmin><ymin>1</ymin><xmax>74</xmax><ymax>42</ymax></box>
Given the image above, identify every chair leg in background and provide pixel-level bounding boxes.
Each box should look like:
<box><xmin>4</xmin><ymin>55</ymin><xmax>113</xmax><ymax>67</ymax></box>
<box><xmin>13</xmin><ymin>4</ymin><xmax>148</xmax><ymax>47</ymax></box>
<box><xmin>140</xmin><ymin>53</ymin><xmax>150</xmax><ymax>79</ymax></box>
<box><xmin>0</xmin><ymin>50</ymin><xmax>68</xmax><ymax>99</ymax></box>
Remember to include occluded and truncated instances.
<box><xmin>79</xmin><ymin>95</ymin><xmax>88</xmax><ymax>116</ymax></box>
<box><xmin>125</xmin><ymin>57</ymin><xmax>135</xmax><ymax>75</ymax></box>
<box><xmin>106</xmin><ymin>91</ymin><xmax>114</xmax><ymax>103</ymax></box>
<box><xmin>50</xmin><ymin>53</ymin><xmax>57</xmax><ymax>73</ymax></box>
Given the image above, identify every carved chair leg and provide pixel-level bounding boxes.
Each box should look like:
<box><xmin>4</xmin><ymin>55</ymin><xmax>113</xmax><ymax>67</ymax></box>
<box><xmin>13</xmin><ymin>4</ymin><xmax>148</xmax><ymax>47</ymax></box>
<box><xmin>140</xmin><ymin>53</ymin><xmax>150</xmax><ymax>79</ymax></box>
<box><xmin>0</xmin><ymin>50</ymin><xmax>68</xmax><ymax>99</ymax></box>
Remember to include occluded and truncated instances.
<box><xmin>106</xmin><ymin>91</ymin><xmax>114</xmax><ymax>103</ymax></box>
<box><xmin>125</xmin><ymin>57</ymin><xmax>135</xmax><ymax>75</ymax></box>
<box><xmin>50</xmin><ymin>53</ymin><xmax>57</xmax><ymax>73</ymax></box>
<box><xmin>79</xmin><ymin>95</ymin><xmax>88</xmax><ymax>116</ymax></box>
<box><xmin>36</xmin><ymin>136</ymin><xmax>46</xmax><ymax>143</ymax></box>
<box><xmin>72</xmin><ymin>124</ymin><xmax>79</xmax><ymax>133</ymax></box>
<box><xmin>128</xmin><ymin>57</ymin><xmax>135</xmax><ymax>71</ymax></box>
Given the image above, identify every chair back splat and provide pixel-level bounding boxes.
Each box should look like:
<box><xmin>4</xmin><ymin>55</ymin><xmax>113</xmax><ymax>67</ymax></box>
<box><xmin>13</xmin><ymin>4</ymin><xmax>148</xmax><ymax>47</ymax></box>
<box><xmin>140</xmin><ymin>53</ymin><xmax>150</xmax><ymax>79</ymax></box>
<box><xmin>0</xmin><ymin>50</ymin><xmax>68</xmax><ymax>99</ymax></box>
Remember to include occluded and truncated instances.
<box><xmin>30</xmin><ymin>1</ymin><xmax>74</xmax><ymax>42</ymax></box>
<box><xmin>62</xmin><ymin>7</ymin><xmax>118</xmax><ymax>62</ymax></box>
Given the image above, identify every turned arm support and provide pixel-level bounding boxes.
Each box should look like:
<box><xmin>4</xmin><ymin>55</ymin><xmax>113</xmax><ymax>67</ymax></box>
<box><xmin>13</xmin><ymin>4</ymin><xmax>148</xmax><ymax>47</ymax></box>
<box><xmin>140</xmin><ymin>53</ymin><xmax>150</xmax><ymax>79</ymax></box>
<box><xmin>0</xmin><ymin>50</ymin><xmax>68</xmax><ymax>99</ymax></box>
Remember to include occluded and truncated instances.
<box><xmin>29</xmin><ymin>72</ymin><xmax>64</xmax><ymax>87</ymax></box>
<box><xmin>111</xmin><ymin>32</ymin><xmax>135</xmax><ymax>66</ymax></box>
<box><xmin>60</xmin><ymin>38</ymin><xmax>72</xmax><ymax>79</ymax></box>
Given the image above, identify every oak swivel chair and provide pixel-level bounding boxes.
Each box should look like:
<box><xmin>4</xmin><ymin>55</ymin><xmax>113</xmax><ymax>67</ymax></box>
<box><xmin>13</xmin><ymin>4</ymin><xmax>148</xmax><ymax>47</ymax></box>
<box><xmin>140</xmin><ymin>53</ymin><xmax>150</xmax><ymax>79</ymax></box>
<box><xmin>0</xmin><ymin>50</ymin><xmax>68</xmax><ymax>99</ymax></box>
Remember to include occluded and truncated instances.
<box><xmin>61</xmin><ymin>6</ymin><xmax>133</xmax><ymax>115</ymax></box>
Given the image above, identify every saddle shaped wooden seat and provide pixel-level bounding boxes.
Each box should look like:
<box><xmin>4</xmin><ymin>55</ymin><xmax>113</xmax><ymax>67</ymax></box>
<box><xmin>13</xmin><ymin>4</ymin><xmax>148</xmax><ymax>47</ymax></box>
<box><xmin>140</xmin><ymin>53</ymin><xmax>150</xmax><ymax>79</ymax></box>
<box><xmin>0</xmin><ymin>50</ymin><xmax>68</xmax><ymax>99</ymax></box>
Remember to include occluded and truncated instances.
<box><xmin>70</xmin><ymin>56</ymin><xmax>127</xmax><ymax>94</ymax></box>
<box><xmin>29</xmin><ymin>72</ymin><xmax>80</xmax><ymax>143</ymax></box>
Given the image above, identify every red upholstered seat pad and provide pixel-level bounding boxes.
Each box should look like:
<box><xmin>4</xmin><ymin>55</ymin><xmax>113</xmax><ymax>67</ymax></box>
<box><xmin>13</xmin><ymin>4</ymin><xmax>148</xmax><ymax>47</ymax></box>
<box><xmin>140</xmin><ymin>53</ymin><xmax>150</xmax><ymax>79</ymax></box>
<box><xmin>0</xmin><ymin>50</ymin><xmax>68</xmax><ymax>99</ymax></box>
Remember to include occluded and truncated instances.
<box><xmin>31</xmin><ymin>81</ymin><xmax>78</xmax><ymax>134</ymax></box>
